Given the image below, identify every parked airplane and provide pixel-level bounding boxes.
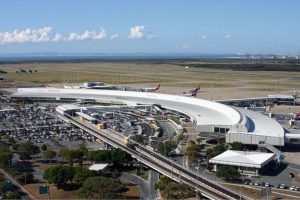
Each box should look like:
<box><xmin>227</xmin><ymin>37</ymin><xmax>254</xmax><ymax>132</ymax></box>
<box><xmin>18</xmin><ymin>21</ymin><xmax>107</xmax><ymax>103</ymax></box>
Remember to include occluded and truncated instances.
<box><xmin>63</xmin><ymin>82</ymin><xmax>160</xmax><ymax>92</ymax></box>
<box><xmin>182</xmin><ymin>85</ymin><xmax>200</xmax><ymax>97</ymax></box>
<box><xmin>140</xmin><ymin>83</ymin><xmax>160</xmax><ymax>92</ymax></box>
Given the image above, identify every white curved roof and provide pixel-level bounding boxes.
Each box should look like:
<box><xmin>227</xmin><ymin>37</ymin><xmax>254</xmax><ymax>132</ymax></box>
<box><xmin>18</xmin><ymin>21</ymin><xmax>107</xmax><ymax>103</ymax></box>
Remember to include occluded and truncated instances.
<box><xmin>13</xmin><ymin>88</ymin><xmax>285</xmax><ymax>139</ymax></box>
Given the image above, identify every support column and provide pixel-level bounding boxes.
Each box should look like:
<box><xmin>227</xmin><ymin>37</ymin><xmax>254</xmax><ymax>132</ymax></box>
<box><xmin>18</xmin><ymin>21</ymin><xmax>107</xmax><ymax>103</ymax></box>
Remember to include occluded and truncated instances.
<box><xmin>213</xmin><ymin>164</ymin><xmax>217</xmax><ymax>172</ymax></box>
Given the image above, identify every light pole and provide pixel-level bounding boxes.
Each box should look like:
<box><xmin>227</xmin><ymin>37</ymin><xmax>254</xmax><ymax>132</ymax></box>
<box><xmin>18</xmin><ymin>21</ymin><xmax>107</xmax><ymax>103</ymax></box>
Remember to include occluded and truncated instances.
<box><xmin>195</xmin><ymin>166</ymin><xmax>199</xmax><ymax>182</ymax></box>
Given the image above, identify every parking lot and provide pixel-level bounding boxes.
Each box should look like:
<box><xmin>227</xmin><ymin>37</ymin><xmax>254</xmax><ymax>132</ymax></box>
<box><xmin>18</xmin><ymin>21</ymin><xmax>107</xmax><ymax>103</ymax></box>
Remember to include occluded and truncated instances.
<box><xmin>0</xmin><ymin>102</ymin><xmax>104</xmax><ymax>151</ymax></box>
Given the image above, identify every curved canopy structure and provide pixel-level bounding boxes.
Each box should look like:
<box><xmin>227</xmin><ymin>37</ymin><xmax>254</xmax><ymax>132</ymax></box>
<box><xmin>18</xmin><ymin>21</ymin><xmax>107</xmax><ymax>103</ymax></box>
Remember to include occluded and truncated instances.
<box><xmin>12</xmin><ymin>88</ymin><xmax>286</xmax><ymax>146</ymax></box>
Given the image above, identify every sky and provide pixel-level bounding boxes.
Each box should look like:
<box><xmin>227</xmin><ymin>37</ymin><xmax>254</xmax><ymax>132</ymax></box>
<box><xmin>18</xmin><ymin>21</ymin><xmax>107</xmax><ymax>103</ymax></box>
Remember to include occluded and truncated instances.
<box><xmin>0</xmin><ymin>0</ymin><xmax>300</xmax><ymax>55</ymax></box>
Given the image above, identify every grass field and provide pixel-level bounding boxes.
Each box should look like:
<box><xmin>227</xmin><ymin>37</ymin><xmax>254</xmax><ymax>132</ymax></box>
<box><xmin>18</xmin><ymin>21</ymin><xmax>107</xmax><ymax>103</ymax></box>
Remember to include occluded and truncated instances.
<box><xmin>1</xmin><ymin>61</ymin><xmax>300</xmax><ymax>100</ymax></box>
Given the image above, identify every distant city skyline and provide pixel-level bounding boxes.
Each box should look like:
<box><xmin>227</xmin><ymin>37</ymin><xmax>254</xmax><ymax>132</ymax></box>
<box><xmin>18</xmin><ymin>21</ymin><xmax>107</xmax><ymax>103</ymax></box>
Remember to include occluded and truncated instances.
<box><xmin>1</xmin><ymin>0</ymin><xmax>300</xmax><ymax>54</ymax></box>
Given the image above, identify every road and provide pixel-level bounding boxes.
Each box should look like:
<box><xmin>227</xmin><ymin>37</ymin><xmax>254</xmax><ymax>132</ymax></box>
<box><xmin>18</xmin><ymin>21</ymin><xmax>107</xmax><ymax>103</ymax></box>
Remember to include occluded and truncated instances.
<box><xmin>0</xmin><ymin>168</ymin><xmax>35</xmax><ymax>200</ymax></box>
<box><xmin>63</xmin><ymin>113</ymin><xmax>250</xmax><ymax>200</ymax></box>
<box><xmin>158</xmin><ymin>121</ymin><xmax>176</xmax><ymax>140</ymax></box>
<box><xmin>120</xmin><ymin>172</ymin><xmax>150</xmax><ymax>200</ymax></box>
<box><xmin>148</xmin><ymin>169</ymin><xmax>159</xmax><ymax>200</ymax></box>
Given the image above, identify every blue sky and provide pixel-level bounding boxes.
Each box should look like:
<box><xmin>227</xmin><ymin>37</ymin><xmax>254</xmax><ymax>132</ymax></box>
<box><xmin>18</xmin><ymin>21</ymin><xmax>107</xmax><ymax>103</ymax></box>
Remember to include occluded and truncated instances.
<box><xmin>0</xmin><ymin>0</ymin><xmax>300</xmax><ymax>54</ymax></box>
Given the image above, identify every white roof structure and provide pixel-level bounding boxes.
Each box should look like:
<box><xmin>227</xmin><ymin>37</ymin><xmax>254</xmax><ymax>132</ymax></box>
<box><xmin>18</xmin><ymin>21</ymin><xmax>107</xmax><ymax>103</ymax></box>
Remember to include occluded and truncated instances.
<box><xmin>13</xmin><ymin>88</ymin><xmax>244</xmax><ymax>124</ymax></box>
<box><xmin>75</xmin><ymin>112</ymin><xmax>97</xmax><ymax>121</ymax></box>
<box><xmin>56</xmin><ymin>104</ymin><xmax>81</xmax><ymax>112</ymax></box>
<box><xmin>209</xmin><ymin>150</ymin><xmax>275</xmax><ymax>168</ymax></box>
<box><xmin>12</xmin><ymin>87</ymin><xmax>286</xmax><ymax>145</ymax></box>
<box><xmin>88</xmin><ymin>163</ymin><xmax>109</xmax><ymax>171</ymax></box>
<box><xmin>267</xmin><ymin>95</ymin><xmax>294</xmax><ymax>99</ymax></box>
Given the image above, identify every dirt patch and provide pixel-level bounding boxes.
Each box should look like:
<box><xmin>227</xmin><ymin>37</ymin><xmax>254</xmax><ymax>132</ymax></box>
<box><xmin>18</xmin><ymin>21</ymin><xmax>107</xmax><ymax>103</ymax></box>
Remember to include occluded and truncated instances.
<box><xmin>23</xmin><ymin>183</ymin><xmax>79</xmax><ymax>200</ymax></box>
<box><xmin>23</xmin><ymin>180</ymin><xmax>140</xmax><ymax>199</ymax></box>
<box><xmin>122</xmin><ymin>181</ymin><xmax>140</xmax><ymax>199</ymax></box>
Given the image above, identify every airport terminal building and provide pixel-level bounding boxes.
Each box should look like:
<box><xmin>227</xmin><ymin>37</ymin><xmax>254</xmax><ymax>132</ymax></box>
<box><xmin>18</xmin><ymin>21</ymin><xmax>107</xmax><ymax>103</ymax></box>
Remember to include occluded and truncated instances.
<box><xmin>11</xmin><ymin>87</ymin><xmax>290</xmax><ymax>146</ymax></box>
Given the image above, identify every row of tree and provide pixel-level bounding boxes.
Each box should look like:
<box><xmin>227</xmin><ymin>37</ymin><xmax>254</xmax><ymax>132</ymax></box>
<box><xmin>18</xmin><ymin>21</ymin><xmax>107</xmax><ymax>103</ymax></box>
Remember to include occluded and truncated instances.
<box><xmin>0</xmin><ymin>144</ymin><xmax>13</xmax><ymax>168</ymax></box>
<box><xmin>87</xmin><ymin>148</ymin><xmax>132</xmax><ymax>165</ymax></box>
<box><xmin>58</xmin><ymin>145</ymin><xmax>88</xmax><ymax>166</ymax></box>
<box><xmin>12</xmin><ymin>141</ymin><xmax>40</xmax><ymax>160</ymax></box>
<box><xmin>44</xmin><ymin>165</ymin><xmax>125</xmax><ymax>199</ymax></box>
<box><xmin>155</xmin><ymin>176</ymin><xmax>195</xmax><ymax>199</ymax></box>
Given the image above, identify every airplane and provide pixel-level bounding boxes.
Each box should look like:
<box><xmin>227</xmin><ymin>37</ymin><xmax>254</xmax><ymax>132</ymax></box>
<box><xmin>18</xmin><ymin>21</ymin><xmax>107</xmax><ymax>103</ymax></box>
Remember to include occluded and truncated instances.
<box><xmin>63</xmin><ymin>82</ymin><xmax>160</xmax><ymax>92</ymax></box>
<box><xmin>182</xmin><ymin>85</ymin><xmax>200</xmax><ymax>97</ymax></box>
<box><xmin>140</xmin><ymin>83</ymin><xmax>160</xmax><ymax>92</ymax></box>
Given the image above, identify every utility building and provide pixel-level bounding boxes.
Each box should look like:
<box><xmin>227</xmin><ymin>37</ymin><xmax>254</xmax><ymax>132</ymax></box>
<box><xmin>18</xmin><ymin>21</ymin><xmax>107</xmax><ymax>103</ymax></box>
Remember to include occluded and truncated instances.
<box><xmin>209</xmin><ymin>150</ymin><xmax>275</xmax><ymax>176</ymax></box>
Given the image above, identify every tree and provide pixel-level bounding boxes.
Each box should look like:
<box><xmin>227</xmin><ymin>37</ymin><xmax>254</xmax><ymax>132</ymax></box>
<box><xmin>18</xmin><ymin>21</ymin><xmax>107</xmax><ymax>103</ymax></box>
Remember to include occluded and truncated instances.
<box><xmin>216</xmin><ymin>165</ymin><xmax>241</xmax><ymax>180</ymax></box>
<box><xmin>157</xmin><ymin>177</ymin><xmax>195</xmax><ymax>199</ymax></box>
<box><xmin>176</xmin><ymin>132</ymin><xmax>184</xmax><ymax>143</ymax></box>
<box><xmin>59</xmin><ymin>147</ymin><xmax>69</xmax><ymax>159</ymax></box>
<box><xmin>231</xmin><ymin>142</ymin><xmax>243</xmax><ymax>151</ymax></box>
<box><xmin>110</xmin><ymin>148</ymin><xmax>132</xmax><ymax>164</ymax></box>
<box><xmin>2</xmin><ymin>192</ymin><xmax>21</xmax><ymax>199</ymax></box>
<box><xmin>155</xmin><ymin>176</ymin><xmax>174</xmax><ymax>191</ymax></box>
<box><xmin>0</xmin><ymin>144</ymin><xmax>10</xmax><ymax>153</ymax></box>
<box><xmin>79</xmin><ymin>176</ymin><xmax>124</xmax><ymax>199</ymax></box>
<box><xmin>206</xmin><ymin>144</ymin><xmax>227</xmax><ymax>159</ymax></box>
<box><xmin>41</xmin><ymin>144</ymin><xmax>47</xmax><ymax>151</ymax></box>
<box><xmin>59</xmin><ymin>147</ymin><xmax>85</xmax><ymax>166</ymax></box>
<box><xmin>185</xmin><ymin>141</ymin><xmax>202</xmax><ymax>162</ymax></box>
<box><xmin>18</xmin><ymin>141</ymin><xmax>40</xmax><ymax>159</ymax></box>
<box><xmin>0</xmin><ymin>145</ymin><xmax>12</xmax><ymax>167</ymax></box>
<box><xmin>78</xmin><ymin>144</ymin><xmax>88</xmax><ymax>157</ymax></box>
<box><xmin>43</xmin><ymin>149</ymin><xmax>57</xmax><ymax>160</ymax></box>
<box><xmin>88</xmin><ymin>150</ymin><xmax>110</xmax><ymax>163</ymax></box>
<box><xmin>131</xmin><ymin>135</ymin><xmax>145</xmax><ymax>144</ymax></box>
<box><xmin>158</xmin><ymin>140</ymin><xmax>177</xmax><ymax>156</ymax></box>
<box><xmin>0</xmin><ymin>152</ymin><xmax>13</xmax><ymax>168</ymax></box>
<box><xmin>17</xmin><ymin>173</ymin><xmax>34</xmax><ymax>184</ymax></box>
<box><xmin>74</xmin><ymin>167</ymin><xmax>94</xmax><ymax>185</ymax></box>
<box><xmin>87</xmin><ymin>149</ymin><xmax>132</xmax><ymax>165</ymax></box>
<box><xmin>44</xmin><ymin>166</ymin><xmax>75</xmax><ymax>187</ymax></box>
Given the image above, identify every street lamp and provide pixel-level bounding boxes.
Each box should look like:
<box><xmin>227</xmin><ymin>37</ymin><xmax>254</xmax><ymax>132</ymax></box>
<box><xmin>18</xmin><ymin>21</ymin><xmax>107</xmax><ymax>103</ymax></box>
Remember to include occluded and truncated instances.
<box><xmin>195</xmin><ymin>166</ymin><xmax>199</xmax><ymax>182</ymax></box>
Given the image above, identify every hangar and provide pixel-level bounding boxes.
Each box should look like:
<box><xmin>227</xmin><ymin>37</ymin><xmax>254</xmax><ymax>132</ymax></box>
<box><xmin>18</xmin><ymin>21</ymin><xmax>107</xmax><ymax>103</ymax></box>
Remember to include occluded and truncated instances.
<box><xmin>12</xmin><ymin>87</ymin><xmax>287</xmax><ymax>146</ymax></box>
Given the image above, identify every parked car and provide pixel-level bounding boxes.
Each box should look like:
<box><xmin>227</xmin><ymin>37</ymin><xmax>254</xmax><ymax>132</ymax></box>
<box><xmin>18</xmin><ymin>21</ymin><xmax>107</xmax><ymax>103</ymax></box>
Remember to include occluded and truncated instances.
<box><xmin>289</xmin><ymin>186</ymin><xmax>299</xmax><ymax>191</ymax></box>
<box><xmin>254</xmin><ymin>181</ymin><xmax>260</xmax><ymax>186</ymax></box>
<box><xmin>280</xmin><ymin>184</ymin><xmax>286</xmax><ymax>189</ymax></box>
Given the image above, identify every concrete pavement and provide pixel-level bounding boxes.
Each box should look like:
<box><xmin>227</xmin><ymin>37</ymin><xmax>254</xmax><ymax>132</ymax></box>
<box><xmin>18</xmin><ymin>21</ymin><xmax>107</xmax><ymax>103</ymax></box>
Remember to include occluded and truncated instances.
<box><xmin>120</xmin><ymin>172</ymin><xmax>150</xmax><ymax>200</ymax></box>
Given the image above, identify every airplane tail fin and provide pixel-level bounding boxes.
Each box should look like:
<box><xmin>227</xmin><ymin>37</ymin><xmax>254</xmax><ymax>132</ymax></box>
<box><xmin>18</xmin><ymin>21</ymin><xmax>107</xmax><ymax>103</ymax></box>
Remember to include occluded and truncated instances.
<box><xmin>155</xmin><ymin>83</ymin><xmax>160</xmax><ymax>91</ymax></box>
<box><xmin>191</xmin><ymin>87</ymin><xmax>199</xmax><ymax>97</ymax></box>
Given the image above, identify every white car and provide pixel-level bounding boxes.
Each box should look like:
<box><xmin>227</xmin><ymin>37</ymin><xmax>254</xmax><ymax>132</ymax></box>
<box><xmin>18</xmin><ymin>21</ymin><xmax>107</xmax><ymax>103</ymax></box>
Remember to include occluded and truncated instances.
<box><xmin>280</xmin><ymin>184</ymin><xmax>286</xmax><ymax>189</ymax></box>
<box><xmin>289</xmin><ymin>186</ymin><xmax>299</xmax><ymax>191</ymax></box>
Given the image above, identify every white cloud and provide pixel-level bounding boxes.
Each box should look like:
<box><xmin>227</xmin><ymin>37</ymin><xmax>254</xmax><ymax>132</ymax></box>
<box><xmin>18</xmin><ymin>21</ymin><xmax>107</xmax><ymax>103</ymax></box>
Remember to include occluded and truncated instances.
<box><xmin>110</xmin><ymin>34</ymin><xmax>119</xmax><ymax>40</ymax></box>
<box><xmin>52</xmin><ymin>33</ymin><xmax>63</xmax><ymax>42</ymax></box>
<box><xmin>0</xmin><ymin>27</ymin><xmax>112</xmax><ymax>45</ymax></box>
<box><xmin>223</xmin><ymin>34</ymin><xmax>233</xmax><ymax>39</ymax></box>
<box><xmin>65</xmin><ymin>28</ymin><xmax>107</xmax><ymax>41</ymax></box>
<box><xmin>0</xmin><ymin>27</ymin><xmax>56</xmax><ymax>44</ymax></box>
<box><xmin>128</xmin><ymin>25</ymin><xmax>154</xmax><ymax>39</ymax></box>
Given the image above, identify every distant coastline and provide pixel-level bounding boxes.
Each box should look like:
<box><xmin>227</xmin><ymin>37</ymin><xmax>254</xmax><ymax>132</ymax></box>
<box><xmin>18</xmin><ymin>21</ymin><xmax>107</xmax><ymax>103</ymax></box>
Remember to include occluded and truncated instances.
<box><xmin>0</xmin><ymin>53</ymin><xmax>234</xmax><ymax>64</ymax></box>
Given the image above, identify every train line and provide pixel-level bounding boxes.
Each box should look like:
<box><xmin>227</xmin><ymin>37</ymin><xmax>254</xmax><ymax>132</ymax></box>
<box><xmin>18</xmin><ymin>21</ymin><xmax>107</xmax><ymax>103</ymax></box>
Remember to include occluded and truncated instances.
<box><xmin>62</xmin><ymin>113</ymin><xmax>250</xmax><ymax>200</ymax></box>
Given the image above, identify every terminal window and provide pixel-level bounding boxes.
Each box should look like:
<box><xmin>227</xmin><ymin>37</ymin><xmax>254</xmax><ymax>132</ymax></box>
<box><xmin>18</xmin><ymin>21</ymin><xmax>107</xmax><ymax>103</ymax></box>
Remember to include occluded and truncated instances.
<box><xmin>214</xmin><ymin>127</ymin><xmax>220</xmax><ymax>133</ymax></box>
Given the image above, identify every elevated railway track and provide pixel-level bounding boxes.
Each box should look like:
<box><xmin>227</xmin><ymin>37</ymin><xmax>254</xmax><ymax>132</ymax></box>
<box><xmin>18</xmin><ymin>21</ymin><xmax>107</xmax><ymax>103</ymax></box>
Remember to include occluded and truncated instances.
<box><xmin>60</xmin><ymin>113</ymin><xmax>250</xmax><ymax>200</ymax></box>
